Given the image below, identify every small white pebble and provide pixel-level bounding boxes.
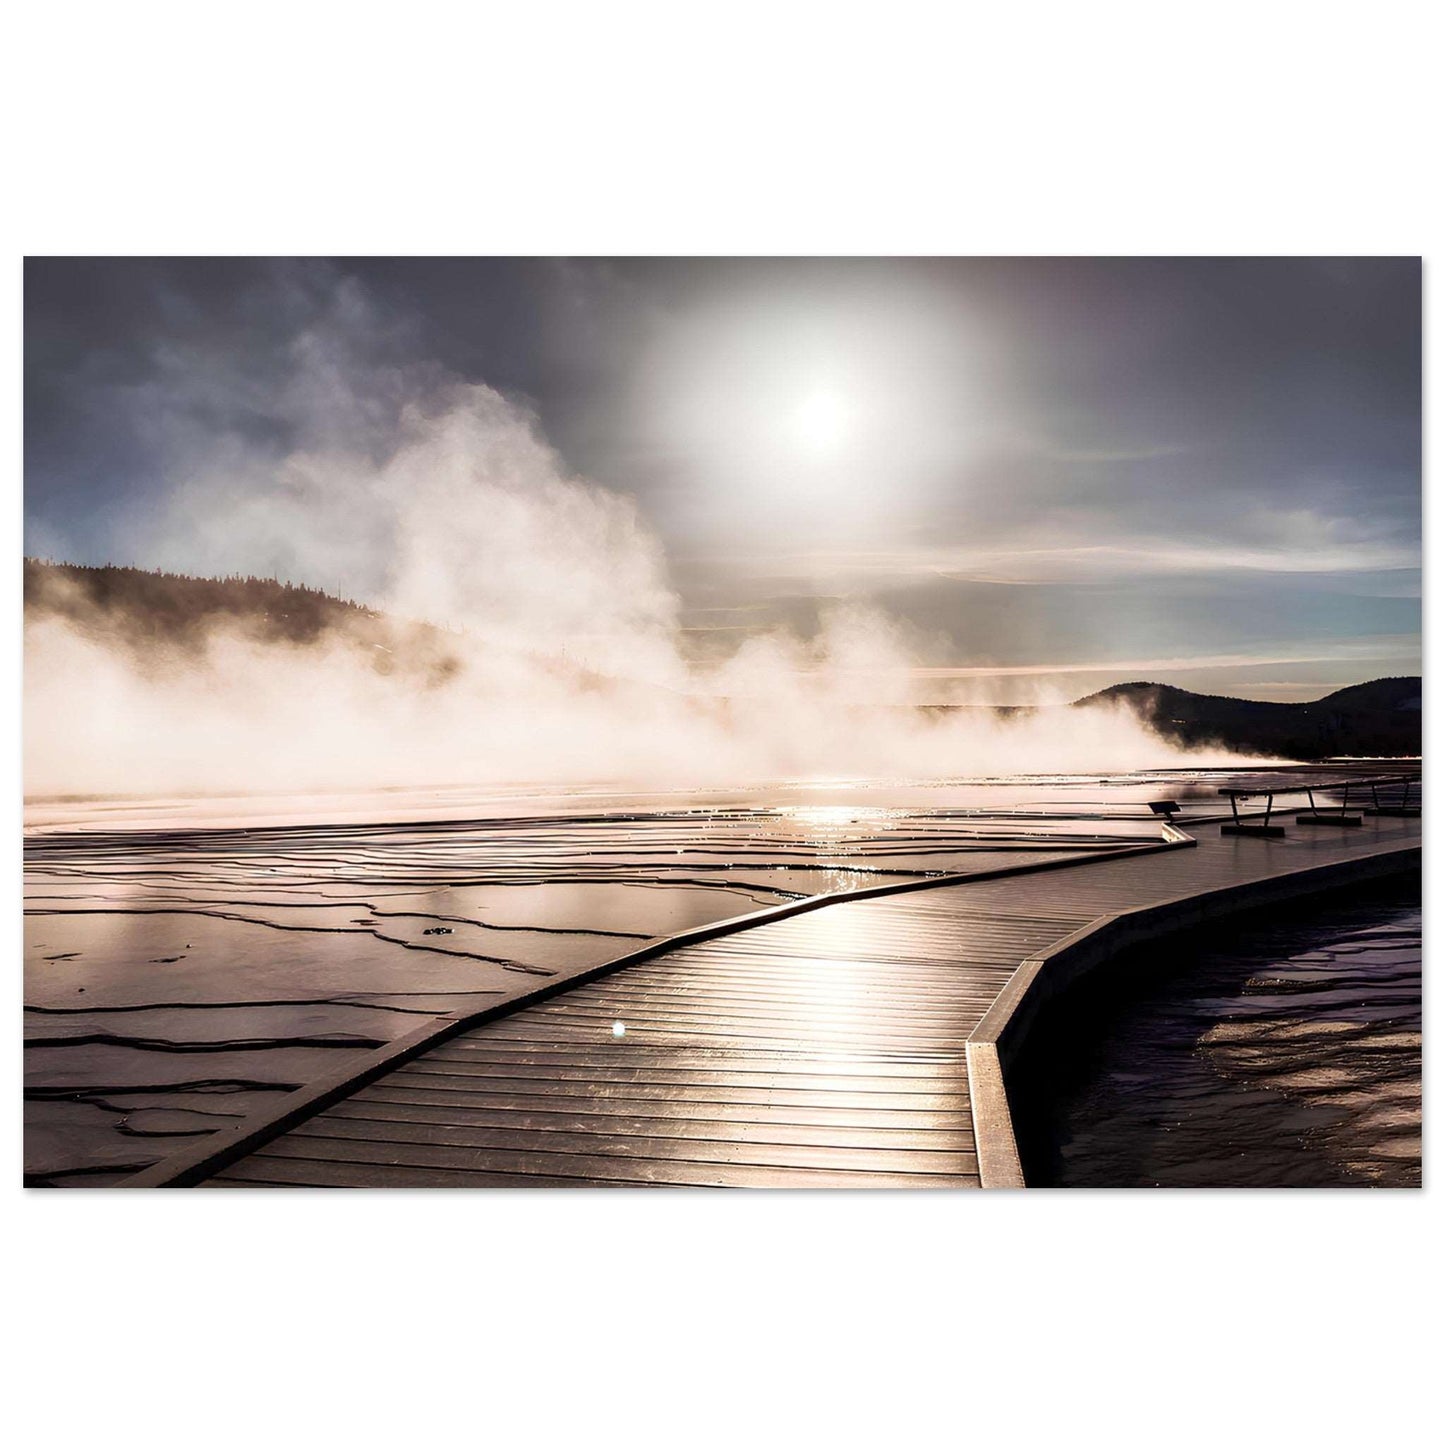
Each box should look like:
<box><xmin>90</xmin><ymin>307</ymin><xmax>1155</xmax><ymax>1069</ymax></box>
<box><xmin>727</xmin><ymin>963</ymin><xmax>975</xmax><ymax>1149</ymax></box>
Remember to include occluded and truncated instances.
<box><xmin>612</xmin><ymin>1021</ymin><xmax>626</xmax><ymax>1038</ymax></box>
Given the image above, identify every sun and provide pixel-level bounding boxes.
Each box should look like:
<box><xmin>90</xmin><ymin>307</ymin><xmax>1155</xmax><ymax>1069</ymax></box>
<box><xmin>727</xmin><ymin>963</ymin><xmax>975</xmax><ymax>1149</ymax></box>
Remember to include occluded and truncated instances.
<box><xmin>795</xmin><ymin>390</ymin><xmax>849</xmax><ymax>452</ymax></box>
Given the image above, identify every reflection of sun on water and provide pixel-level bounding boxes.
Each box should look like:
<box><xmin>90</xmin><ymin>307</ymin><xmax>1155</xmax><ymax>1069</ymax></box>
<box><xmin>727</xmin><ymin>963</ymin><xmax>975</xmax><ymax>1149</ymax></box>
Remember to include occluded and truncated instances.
<box><xmin>778</xmin><ymin>804</ymin><xmax>904</xmax><ymax>858</ymax></box>
<box><xmin>779</xmin><ymin>805</ymin><xmax>900</xmax><ymax>831</ymax></box>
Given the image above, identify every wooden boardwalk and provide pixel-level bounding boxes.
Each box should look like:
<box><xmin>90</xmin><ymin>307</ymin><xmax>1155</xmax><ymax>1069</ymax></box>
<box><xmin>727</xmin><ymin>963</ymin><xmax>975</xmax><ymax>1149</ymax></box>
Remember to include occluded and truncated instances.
<box><xmin>135</xmin><ymin>810</ymin><xmax>1419</xmax><ymax>1188</ymax></box>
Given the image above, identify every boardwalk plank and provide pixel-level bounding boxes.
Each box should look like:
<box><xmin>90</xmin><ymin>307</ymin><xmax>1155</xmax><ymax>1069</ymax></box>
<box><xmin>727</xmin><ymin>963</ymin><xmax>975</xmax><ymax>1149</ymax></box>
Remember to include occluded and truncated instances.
<box><xmin>254</xmin><ymin>1133</ymin><xmax>977</xmax><ymax>1186</ymax></box>
<box><xmin>338</xmin><ymin>1091</ymin><xmax>972</xmax><ymax>1131</ymax></box>
<box><xmin>321</xmin><ymin>1101</ymin><xmax>978</xmax><ymax>1151</ymax></box>
<box><xmin>363</xmin><ymin>1075</ymin><xmax>971</xmax><ymax>1113</ymax></box>
<box><xmin>201</xmin><ymin>1154</ymin><xmax>620</xmax><ymax>1188</ymax></box>
<box><xmin>396</xmin><ymin>1057</ymin><xmax>967</xmax><ymax>1087</ymax></box>
<box><xmin>205</xmin><ymin>1154</ymin><xmax>954</xmax><ymax>1189</ymax></box>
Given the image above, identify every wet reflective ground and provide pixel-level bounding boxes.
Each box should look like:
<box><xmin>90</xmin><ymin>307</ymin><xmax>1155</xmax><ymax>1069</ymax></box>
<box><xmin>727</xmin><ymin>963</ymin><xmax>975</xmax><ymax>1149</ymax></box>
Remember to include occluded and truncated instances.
<box><xmin>26</xmin><ymin>767</ymin><xmax>1379</xmax><ymax>1184</ymax></box>
<box><xmin>24</xmin><ymin>772</ymin><xmax>1208</xmax><ymax>1184</ymax></box>
<box><xmin>1013</xmin><ymin>876</ymin><xmax>1422</xmax><ymax>1187</ymax></box>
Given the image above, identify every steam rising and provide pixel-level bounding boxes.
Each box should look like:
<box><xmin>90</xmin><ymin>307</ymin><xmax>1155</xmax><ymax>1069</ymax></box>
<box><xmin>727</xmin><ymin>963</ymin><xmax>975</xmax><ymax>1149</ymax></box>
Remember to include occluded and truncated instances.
<box><xmin>25</xmin><ymin>310</ymin><xmax>1249</xmax><ymax>799</ymax></box>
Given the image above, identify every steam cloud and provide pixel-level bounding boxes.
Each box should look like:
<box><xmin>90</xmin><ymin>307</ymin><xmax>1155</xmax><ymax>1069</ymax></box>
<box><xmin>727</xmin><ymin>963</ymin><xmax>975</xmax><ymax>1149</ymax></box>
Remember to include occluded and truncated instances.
<box><xmin>24</xmin><ymin>292</ymin><xmax>1250</xmax><ymax>798</ymax></box>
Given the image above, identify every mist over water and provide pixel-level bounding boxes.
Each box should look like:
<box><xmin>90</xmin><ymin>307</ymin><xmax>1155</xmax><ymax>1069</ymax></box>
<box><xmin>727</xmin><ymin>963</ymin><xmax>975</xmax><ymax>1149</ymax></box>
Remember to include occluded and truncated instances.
<box><xmin>24</xmin><ymin>347</ymin><xmax>1252</xmax><ymax>800</ymax></box>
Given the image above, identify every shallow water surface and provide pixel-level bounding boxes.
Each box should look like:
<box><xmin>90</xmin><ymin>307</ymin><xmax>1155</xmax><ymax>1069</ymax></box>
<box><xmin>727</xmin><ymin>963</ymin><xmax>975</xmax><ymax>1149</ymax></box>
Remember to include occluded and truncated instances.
<box><xmin>1013</xmin><ymin>877</ymin><xmax>1422</xmax><ymax>1187</ymax></box>
<box><xmin>24</xmin><ymin>766</ymin><xmax>1379</xmax><ymax>1184</ymax></box>
<box><xmin>27</xmin><ymin>773</ymin><xmax>1192</xmax><ymax>1183</ymax></box>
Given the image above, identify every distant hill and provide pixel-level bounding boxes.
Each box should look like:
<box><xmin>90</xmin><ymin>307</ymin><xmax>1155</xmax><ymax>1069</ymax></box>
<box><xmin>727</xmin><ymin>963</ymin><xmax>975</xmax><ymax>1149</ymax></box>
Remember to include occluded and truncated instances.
<box><xmin>1075</xmin><ymin>678</ymin><xmax>1422</xmax><ymax>760</ymax></box>
<box><xmin>22</xmin><ymin>558</ymin><xmax>651</xmax><ymax>698</ymax></box>
<box><xmin>24</xmin><ymin>558</ymin><xmax>385</xmax><ymax>645</ymax></box>
<box><xmin>23</xmin><ymin>558</ymin><xmax>467</xmax><ymax>685</ymax></box>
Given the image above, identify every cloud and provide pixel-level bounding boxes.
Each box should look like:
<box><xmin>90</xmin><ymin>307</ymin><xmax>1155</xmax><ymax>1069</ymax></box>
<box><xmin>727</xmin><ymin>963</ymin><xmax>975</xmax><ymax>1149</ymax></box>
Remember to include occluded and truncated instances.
<box><xmin>744</xmin><ymin>512</ymin><xmax>1421</xmax><ymax>589</ymax></box>
<box><xmin>1030</xmin><ymin>441</ymin><xmax>1192</xmax><ymax>464</ymax></box>
<box><xmin>902</xmin><ymin>637</ymin><xmax>1424</xmax><ymax>680</ymax></box>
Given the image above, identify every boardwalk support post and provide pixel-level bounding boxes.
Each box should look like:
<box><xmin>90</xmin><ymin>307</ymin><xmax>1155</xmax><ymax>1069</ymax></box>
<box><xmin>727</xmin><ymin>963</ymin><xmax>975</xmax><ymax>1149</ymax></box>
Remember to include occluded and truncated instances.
<box><xmin>1297</xmin><ymin>783</ymin><xmax>1364</xmax><ymax>827</ymax></box>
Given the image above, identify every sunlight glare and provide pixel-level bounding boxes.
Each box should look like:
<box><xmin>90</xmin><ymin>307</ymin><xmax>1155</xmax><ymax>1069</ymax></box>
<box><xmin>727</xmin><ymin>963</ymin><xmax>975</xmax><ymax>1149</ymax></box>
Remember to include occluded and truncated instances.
<box><xmin>795</xmin><ymin>391</ymin><xmax>849</xmax><ymax>452</ymax></box>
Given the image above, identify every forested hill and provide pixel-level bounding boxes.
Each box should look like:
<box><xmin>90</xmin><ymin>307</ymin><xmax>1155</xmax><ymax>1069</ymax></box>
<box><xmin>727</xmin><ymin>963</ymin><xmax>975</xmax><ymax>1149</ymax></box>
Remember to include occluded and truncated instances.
<box><xmin>1074</xmin><ymin>678</ymin><xmax>1422</xmax><ymax>759</ymax></box>
<box><xmin>23</xmin><ymin>558</ymin><xmax>386</xmax><ymax>646</ymax></box>
<box><xmin>22</xmin><ymin>558</ymin><xmax>478</xmax><ymax>690</ymax></box>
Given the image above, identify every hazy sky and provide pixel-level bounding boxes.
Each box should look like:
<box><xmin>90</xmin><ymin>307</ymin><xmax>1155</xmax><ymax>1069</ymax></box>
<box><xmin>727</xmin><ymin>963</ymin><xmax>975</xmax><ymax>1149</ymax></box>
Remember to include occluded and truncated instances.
<box><xmin>24</xmin><ymin>257</ymin><xmax>1421</xmax><ymax>701</ymax></box>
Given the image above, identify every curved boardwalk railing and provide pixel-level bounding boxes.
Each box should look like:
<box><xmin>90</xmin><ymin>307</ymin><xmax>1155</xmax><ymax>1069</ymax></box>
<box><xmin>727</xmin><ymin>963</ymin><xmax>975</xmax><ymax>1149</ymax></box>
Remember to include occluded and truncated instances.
<box><xmin>123</xmin><ymin>810</ymin><xmax>1421</xmax><ymax>1188</ymax></box>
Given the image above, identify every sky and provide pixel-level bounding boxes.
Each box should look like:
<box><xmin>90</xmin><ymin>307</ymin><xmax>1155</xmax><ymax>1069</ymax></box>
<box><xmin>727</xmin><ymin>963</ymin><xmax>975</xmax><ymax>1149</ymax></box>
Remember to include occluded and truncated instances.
<box><xmin>24</xmin><ymin>256</ymin><xmax>1421</xmax><ymax>702</ymax></box>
